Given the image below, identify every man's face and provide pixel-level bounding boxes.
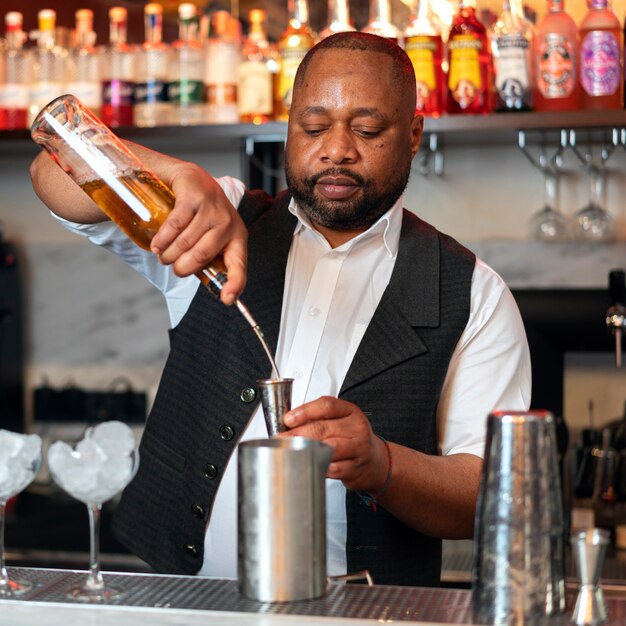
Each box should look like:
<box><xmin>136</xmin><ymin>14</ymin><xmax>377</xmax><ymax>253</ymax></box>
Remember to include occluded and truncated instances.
<box><xmin>285</xmin><ymin>49</ymin><xmax>423</xmax><ymax>234</ymax></box>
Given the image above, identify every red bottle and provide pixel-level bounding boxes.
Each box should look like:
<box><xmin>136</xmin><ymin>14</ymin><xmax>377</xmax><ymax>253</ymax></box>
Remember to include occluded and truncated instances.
<box><xmin>446</xmin><ymin>0</ymin><xmax>493</xmax><ymax>114</ymax></box>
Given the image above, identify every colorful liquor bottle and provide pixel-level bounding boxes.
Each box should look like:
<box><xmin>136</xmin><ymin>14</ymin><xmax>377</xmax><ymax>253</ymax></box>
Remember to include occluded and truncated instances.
<box><xmin>28</xmin><ymin>9</ymin><xmax>67</xmax><ymax>127</ymax></box>
<box><xmin>404</xmin><ymin>0</ymin><xmax>445</xmax><ymax>116</ymax></box>
<box><xmin>66</xmin><ymin>9</ymin><xmax>102</xmax><ymax>118</ymax></box>
<box><xmin>319</xmin><ymin>0</ymin><xmax>356</xmax><ymax>40</ymax></box>
<box><xmin>276</xmin><ymin>0</ymin><xmax>315</xmax><ymax>121</ymax></box>
<box><xmin>362</xmin><ymin>0</ymin><xmax>403</xmax><ymax>44</ymax></box>
<box><xmin>490</xmin><ymin>0</ymin><xmax>535</xmax><ymax>111</ymax></box>
<box><xmin>135</xmin><ymin>3</ymin><xmax>173</xmax><ymax>127</ymax></box>
<box><xmin>533</xmin><ymin>0</ymin><xmax>579</xmax><ymax>111</ymax></box>
<box><xmin>0</xmin><ymin>12</ymin><xmax>31</xmax><ymax>130</ymax></box>
<box><xmin>101</xmin><ymin>7</ymin><xmax>135</xmax><ymax>128</ymax></box>
<box><xmin>446</xmin><ymin>0</ymin><xmax>492</xmax><ymax>114</ymax></box>
<box><xmin>237</xmin><ymin>9</ymin><xmax>280</xmax><ymax>124</ymax></box>
<box><xmin>579</xmin><ymin>0</ymin><xmax>623</xmax><ymax>109</ymax></box>
<box><xmin>170</xmin><ymin>3</ymin><xmax>205</xmax><ymax>126</ymax></box>
<box><xmin>204</xmin><ymin>11</ymin><xmax>241</xmax><ymax>124</ymax></box>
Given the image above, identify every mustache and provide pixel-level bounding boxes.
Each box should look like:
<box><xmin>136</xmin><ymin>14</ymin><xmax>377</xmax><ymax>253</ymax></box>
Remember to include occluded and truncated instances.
<box><xmin>308</xmin><ymin>168</ymin><xmax>366</xmax><ymax>186</ymax></box>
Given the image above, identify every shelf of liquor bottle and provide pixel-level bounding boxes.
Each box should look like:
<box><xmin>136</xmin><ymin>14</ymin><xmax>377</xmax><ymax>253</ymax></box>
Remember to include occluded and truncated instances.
<box><xmin>3</xmin><ymin>109</ymin><xmax>626</xmax><ymax>154</ymax></box>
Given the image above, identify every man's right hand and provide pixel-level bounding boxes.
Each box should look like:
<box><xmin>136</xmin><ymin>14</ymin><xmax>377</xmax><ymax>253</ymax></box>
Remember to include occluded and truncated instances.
<box><xmin>148</xmin><ymin>161</ymin><xmax>248</xmax><ymax>306</ymax></box>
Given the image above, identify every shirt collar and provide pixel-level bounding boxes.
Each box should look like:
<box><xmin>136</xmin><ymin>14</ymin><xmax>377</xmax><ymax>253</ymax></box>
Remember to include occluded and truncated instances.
<box><xmin>288</xmin><ymin>195</ymin><xmax>403</xmax><ymax>258</ymax></box>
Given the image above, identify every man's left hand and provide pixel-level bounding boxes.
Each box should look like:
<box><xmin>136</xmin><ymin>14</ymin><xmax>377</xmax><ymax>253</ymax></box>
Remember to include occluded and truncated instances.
<box><xmin>281</xmin><ymin>397</ymin><xmax>388</xmax><ymax>494</ymax></box>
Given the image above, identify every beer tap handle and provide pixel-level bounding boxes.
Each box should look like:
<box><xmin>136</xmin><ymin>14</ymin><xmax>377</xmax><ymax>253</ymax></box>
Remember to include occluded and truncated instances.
<box><xmin>606</xmin><ymin>269</ymin><xmax>626</xmax><ymax>368</ymax></box>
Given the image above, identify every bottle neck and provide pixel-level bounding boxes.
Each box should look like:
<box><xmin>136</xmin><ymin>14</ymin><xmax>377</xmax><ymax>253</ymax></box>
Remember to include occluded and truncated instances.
<box><xmin>547</xmin><ymin>0</ymin><xmax>565</xmax><ymax>12</ymax></box>
<box><xmin>249</xmin><ymin>21</ymin><xmax>269</xmax><ymax>45</ymax></box>
<box><xmin>5</xmin><ymin>28</ymin><xmax>25</xmax><ymax>51</ymax></box>
<box><xmin>110</xmin><ymin>21</ymin><xmax>128</xmax><ymax>46</ymax></box>
<box><xmin>369</xmin><ymin>0</ymin><xmax>393</xmax><ymax>23</ymax></box>
<box><xmin>459</xmin><ymin>0</ymin><xmax>477</xmax><ymax>12</ymax></box>
<box><xmin>37</xmin><ymin>29</ymin><xmax>56</xmax><ymax>50</ymax></box>
<box><xmin>289</xmin><ymin>0</ymin><xmax>310</xmax><ymax>25</ymax></box>
<box><xmin>178</xmin><ymin>18</ymin><xmax>199</xmax><ymax>43</ymax></box>
<box><xmin>327</xmin><ymin>0</ymin><xmax>351</xmax><ymax>27</ymax></box>
<box><xmin>509</xmin><ymin>0</ymin><xmax>525</xmax><ymax>22</ymax></box>
<box><xmin>144</xmin><ymin>12</ymin><xmax>163</xmax><ymax>44</ymax></box>
<box><xmin>588</xmin><ymin>0</ymin><xmax>609</xmax><ymax>9</ymax></box>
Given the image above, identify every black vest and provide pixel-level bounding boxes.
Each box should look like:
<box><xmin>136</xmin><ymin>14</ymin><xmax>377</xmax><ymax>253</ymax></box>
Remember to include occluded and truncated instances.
<box><xmin>113</xmin><ymin>190</ymin><xmax>476</xmax><ymax>587</ymax></box>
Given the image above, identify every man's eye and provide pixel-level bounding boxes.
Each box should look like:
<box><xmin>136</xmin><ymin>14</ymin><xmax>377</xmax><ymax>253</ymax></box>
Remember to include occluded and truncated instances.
<box><xmin>354</xmin><ymin>128</ymin><xmax>382</xmax><ymax>138</ymax></box>
<box><xmin>302</xmin><ymin>127</ymin><xmax>325</xmax><ymax>136</ymax></box>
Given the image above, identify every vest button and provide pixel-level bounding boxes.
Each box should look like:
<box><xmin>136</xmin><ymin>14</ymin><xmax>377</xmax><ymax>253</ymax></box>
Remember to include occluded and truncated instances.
<box><xmin>184</xmin><ymin>543</ymin><xmax>199</xmax><ymax>558</ymax></box>
<box><xmin>240</xmin><ymin>387</ymin><xmax>256</xmax><ymax>403</ymax></box>
<box><xmin>203</xmin><ymin>463</ymin><xmax>218</xmax><ymax>479</ymax></box>
<box><xmin>191</xmin><ymin>503</ymin><xmax>204</xmax><ymax>519</ymax></box>
<box><xmin>220</xmin><ymin>425</ymin><xmax>235</xmax><ymax>441</ymax></box>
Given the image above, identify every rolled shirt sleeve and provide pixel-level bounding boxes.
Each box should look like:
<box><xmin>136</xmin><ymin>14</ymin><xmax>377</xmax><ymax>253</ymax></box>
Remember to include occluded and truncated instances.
<box><xmin>437</xmin><ymin>258</ymin><xmax>532</xmax><ymax>458</ymax></box>
<box><xmin>51</xmin><ymin>176</ymin><xmax>246</xmax><ymax>328</ymax></box>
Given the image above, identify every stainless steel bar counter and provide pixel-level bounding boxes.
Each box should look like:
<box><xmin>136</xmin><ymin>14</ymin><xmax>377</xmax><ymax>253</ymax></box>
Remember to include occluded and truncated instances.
<box><xmin>2</xmin><ymin>567</ymin><xmax>626</xmax><ymax>626</ymax></box>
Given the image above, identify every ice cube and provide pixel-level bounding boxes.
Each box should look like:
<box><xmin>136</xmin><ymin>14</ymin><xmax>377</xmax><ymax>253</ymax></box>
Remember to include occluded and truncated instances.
<box><xmin>0</xmin><ymin>430</ymin><xmax>24</xmax><ymax>460</ymax></box>
<box><xmin>90</xmin><ymin>421</ymin><xmax>136</xmax><ymax>456</ymax></box>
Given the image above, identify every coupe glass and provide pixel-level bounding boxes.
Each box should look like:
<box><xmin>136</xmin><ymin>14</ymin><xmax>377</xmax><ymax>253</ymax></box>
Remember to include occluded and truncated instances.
<box><xmin>529</xmin><ymin>170</ymin><xmax>569</xmax><ymax>241</ymax></box>
<box><xmin>572</xmin><ymin>165</ymin><xmax>615</xmax><ymax>241</ymax></box>
<box><xmin>48</xmin><ymin>421</ymin><xmax>139</xmax><ymax>602</ymax></box>
<box><xmin>0</xmin><ymin>430</ymin><xmax>42</xmax><ymax>597</ymax></box>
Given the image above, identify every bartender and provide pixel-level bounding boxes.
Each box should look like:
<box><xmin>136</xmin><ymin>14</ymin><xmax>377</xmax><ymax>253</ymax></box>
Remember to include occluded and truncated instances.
<box><xmin>30</xmin><ymin>32</ymin><xmax>531</xmax><ymax>586</ymax></box>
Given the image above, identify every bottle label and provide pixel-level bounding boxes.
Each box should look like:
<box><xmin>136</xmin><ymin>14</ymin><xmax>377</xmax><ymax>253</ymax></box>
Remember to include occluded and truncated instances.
<box><xmin>493</xmin><ymin>35</ymin><xmax>531</xmax><ymax>103</ymax></box>
<box><xmin>278</xmin><ymin>47</ymin><xmax>308</xmax><ymax>108</ymax></box>
<box><xmin>65</xmin><ymin>82</ymin><xmax>102</xmax><ymax>109</ymax></box>
<box><xmin>134</xmin><ymin>80</ymin><xmax>170</xmax><ymax>104</ymax></box>
<box><xmin>167</xmin><ymin>80</ymin><xmax>204</xmax><ymax>105</ymax></box>
<box><xmin>206</xmin><ymin>84</ymin><xmax>237</xmax><ymax>106</ymax></box>
<box><xmin>405</xmin><ymin>36</ymin><xmax>437</xmax><ymax>92</ymax></box>
<box><xmin>238</xmin><ymin>61</ymin><xmax>273</xmax><ymax>115</ymax></box>
<box><xmin>580</xmin><ymin>31</ymin><xmax>620</xmax><ymax>96</ymax></box>
<box><xmin>448</xmin><ymin>35</ymin><xmax>483</xmax><ymax>108</ymax></box>
<box><xmin>0</xmin><ymin>84</ymin><xmax>28</xmax><ymax>108</ymax></box>
<box><xmin>102</xmin><ymin>80</ymin><xmax>134</xmax><ymax>107</ymax></box>
<box><xmin>537</xmin><ymin>33</ymin><xmax>575</xmax><ymax>98</ymax></box>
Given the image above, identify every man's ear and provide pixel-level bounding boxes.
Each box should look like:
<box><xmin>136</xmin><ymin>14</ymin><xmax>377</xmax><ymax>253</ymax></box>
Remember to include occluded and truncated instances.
<box><xmin>410</xmin><ymin>115</ymin><xmax>424</xmax><ymax>158</ymax></box>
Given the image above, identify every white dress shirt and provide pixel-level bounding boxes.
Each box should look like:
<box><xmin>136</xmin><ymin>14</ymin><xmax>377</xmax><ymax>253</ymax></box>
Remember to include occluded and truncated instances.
<box><xmin>56</xmin><ymin>176</ymin><xmax>531</xmax><ymax>579</ymax></box>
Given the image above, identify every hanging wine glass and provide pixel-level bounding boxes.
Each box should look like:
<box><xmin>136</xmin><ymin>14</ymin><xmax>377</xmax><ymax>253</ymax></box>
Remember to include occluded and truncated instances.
<box><xmin>529</xmin><ymin>169</ymin><xmax>569</xmax><ymax>241</ymax></box>
<box><xmin>572</xmin><ymin>164</ymin><xmax>615</xmax><ymax>242</ymax></box>
<box><xmin>0</xmin><ymin>430</ymin><xmax>42</xmax><ymax>597</ymax></box>
<box><xmin>48</xmin><ymin>421</ymin><xmax>139</xmax><ymax>603</ymax></box>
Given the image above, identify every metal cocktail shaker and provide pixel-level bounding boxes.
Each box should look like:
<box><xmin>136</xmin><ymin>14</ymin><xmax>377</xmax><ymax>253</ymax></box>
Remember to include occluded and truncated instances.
<box><xmin>472</xmin><ymin>410</ymin><xmax>566</xmax><ymax>625</ymax></box>
<box><xmin>237</xmin><ymin>437</ymin><xmax>333</xmax><ymax>602</ymax></box>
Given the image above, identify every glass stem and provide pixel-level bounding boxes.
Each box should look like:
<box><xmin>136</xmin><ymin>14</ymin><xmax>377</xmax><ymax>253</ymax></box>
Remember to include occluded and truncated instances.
<box><xmin>85</xmin><ymin>503</ymin><xmax>104</xmax><ymax>591</ymax></box>
<box><xmin>0</xmin><ymin>502</ymin><xmax>8</xmax><ymax>590</ymax></box>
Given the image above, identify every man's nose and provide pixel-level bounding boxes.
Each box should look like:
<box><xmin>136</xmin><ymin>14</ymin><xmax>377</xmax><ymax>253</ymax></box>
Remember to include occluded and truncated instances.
<box><xmin>320</xmin><ymin>127</ymin><xmax>358</xmax><ymax>164</ymax></box>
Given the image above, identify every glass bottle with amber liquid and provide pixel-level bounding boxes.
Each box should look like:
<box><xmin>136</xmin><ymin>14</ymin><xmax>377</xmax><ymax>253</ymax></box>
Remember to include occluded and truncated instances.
<box><xmin>276</xmin><ymin>0</ymin><xmax>315</xmax><ymax>121</ymax></box>
<box><xmin>404</xmin><ymin>0</ymin><xmax>444</xmax><ymax>116</ymax></box>
<box><xmin>446</xmin><ymin>0</ymin><xmax>492</xmax><ymax>114</ymax></box>
<box><xmin>31</xmin><ymin>94</ymin><xmax>280</xmax><ymax>378</ymax></box>
<box><xmin>533</xmin><ymin>0</ymin><xmax>579</xmax><ymax>111</ymax></box>
<box><xmin>490</xmin><ymin>0</ymin><xmax>535</xmax><ymax>111</ymax></box>
<box><xmin>579</xmin><ymin>0</ymin><xmax>623</xmax><ymax>109</ymax></box>
<box><xmin>237</xmin><ymin>9</ymin><xmax>279</xmax><ymax>124</ymax></box>
<box><xmin>362</xmin><ymin>0</ymin><xmax>402</xmax><ymax>44</ymax></box>
<box><xmin>319</xmin><ymin>0</ymin><xmax>356</xmax><ymax>39</ymax></box>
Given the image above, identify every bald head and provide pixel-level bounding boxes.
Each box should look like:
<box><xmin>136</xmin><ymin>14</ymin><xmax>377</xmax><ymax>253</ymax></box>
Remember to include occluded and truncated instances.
<box><xmin>293</xmin><ymin>32</ymin><xmax>417</xmax><ymax>116</ymax></box>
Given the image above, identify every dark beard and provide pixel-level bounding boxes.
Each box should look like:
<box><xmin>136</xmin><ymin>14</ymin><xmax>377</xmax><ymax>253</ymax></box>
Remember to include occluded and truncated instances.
<box><xmin>284</xmin><ymin>162</ymin><xmax>411</xmax><ymax>231</ymax></box>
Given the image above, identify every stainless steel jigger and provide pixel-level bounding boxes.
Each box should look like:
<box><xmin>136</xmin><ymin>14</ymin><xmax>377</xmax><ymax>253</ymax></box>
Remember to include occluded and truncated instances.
<box><xmin>571</xmin><ymin>528</ymin><xmax>609</xmax><ymax>626</ymax></box>
<box><xmin>256</xmin><ymin>378</ymin><xmax>294</xmax><ymax>437</ymax></box>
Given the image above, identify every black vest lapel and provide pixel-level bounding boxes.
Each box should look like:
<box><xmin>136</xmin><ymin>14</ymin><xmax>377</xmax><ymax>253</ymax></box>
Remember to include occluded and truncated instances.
<box><xmin>341</xmin><ymin>210</ymin><xmax>441</xmax><ymax>394</ymax></box>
